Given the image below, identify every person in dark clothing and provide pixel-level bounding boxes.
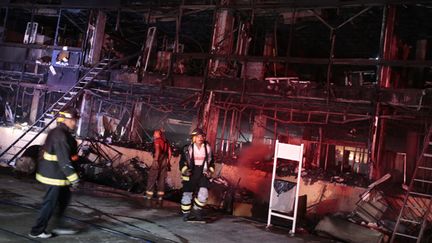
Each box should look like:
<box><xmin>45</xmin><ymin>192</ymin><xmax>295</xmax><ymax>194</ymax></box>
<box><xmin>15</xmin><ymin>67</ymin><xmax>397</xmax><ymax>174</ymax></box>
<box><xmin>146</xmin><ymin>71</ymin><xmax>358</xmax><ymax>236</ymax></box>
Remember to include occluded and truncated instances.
<box><xmin>180</xmin><ymin>128</ymin><xmax>215</xmax><ymax>221</ymax></box>
<box><xmin>29</xmin><ymin>108</ymin><xmax>81</xmax><ymax>239</ymax></box>
<box><xmin>145</xmin><ymin>129</ymin><xmax>172</xmax><ymax>202</ymax></box>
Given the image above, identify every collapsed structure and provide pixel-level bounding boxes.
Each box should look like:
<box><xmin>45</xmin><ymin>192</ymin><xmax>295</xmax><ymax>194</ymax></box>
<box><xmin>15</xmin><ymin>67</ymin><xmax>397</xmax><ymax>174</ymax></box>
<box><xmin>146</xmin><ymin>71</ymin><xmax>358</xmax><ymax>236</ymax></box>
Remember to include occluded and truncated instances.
<box><xmin>0</xmin><ymin>0</ymin><xmax>431</xmax><ymax>242</ymax></box>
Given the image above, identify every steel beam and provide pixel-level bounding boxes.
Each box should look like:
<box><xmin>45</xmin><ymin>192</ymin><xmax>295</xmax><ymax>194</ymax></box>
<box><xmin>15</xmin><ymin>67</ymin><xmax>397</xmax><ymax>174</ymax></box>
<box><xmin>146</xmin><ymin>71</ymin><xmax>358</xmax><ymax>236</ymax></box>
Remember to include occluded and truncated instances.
<box><xmin>174</xmin><ymin>52</ymin><xmax>432</xmax><ymax>67</ymax></box>
<box><xmin>62</xmin><ymin>12</ymin><xmax>86</xmax><ymax>33</ymax></box>
<box><xmin>54</xmin><ymin>9</ymin><xmax>62</xmax><ymax>46</ymax></box>
<box><xmin>0</xmin><ymin>0</ymin><xmax>428</xmax><ymax>10</ymax></box>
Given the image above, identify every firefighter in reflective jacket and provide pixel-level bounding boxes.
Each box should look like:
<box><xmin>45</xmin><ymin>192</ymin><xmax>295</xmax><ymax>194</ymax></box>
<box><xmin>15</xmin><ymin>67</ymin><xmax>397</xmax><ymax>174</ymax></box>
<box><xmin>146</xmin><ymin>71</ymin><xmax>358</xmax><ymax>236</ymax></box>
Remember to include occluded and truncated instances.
<box><xmin>29</xmin><ymin>108</ymin><xmax>80</xmax><ymax>239</ymax></box>
<box><xmin>180</xmin><ymin>128</ymin><xmax>215</xmax><ymax>221</ymax></box>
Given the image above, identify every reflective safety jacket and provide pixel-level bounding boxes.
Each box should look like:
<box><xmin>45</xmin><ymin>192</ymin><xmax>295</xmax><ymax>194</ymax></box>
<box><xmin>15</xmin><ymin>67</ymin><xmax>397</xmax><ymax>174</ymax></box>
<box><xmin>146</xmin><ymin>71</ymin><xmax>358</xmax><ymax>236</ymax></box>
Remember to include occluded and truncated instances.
<box><xmin>179</xmin><ymin>141</ymin><xmax>215</xmax><ymax>181</ymax></box>
<box><xmin>36</xmin><ymin>123</ymin><xmax>79</xmax><ymax>186</ymax></box>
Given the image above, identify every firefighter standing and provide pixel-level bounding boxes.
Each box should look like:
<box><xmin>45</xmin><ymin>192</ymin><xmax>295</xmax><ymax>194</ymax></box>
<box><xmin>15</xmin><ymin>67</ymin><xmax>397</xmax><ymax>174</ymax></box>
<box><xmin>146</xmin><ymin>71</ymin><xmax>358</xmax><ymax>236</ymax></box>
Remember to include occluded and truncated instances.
<box><xmin>180</xmin><ymin>128</ymin><xmax>215</xmax><ymax>221</ymax></box>
<box><xmin>29</xmin><ymin>108</ymin><xmax>80</xmax><ymax>239</ymax></box>
<box><xmin>145</xmin><ymin>129</ymin><xmax>172</xmax><ymax>202</ymax></box>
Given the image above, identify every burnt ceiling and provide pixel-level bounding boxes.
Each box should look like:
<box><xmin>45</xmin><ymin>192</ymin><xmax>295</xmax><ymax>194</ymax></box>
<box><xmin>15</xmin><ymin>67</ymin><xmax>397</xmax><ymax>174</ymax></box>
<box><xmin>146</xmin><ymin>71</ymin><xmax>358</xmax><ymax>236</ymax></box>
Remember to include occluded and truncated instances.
<box><xmin>3</xmin><ymin>1</ymin><xmax>432</xmax><ymax>59</ymax></box>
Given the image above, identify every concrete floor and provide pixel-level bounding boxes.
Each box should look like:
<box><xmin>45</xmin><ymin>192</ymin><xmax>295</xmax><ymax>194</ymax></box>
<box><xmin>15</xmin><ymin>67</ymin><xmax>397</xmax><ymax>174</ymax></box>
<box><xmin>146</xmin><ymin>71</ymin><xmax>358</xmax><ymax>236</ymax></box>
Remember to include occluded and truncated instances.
<box><xmin>0</xmin><ymin>168</ymin><xmax>331</xmax><ymax>243</ymax></box>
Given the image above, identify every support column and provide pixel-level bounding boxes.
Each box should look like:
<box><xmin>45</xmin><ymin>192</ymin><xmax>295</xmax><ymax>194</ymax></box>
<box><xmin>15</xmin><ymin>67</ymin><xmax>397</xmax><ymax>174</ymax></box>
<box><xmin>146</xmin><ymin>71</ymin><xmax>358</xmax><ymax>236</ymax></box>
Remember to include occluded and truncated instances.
<box><xmin>252</xmin><ymin>113</ymin><xmax>267</xmax><ymax>144</ymax></box>
<box><xmin>406</xmin><ymin>131</ymin><xmax>419</xmax><ymax>183</ymax></box>
<box><xmin>326</xmin><ymin>30</ymin><xmax>336</xmax><ymax>99</ymax></box>
<box><xmin>77</xmin><ymin>91</ymin><xmax>92</xmax><ymax>137</ymax></box>
<box><xmin>84</xmin><ymin>10</ymin><xmax>106</xmax><ymax>65</ymax></box>
<box><xmin>54</xmin><ymin>9</ymin><xmax>62</xmax><ymax>46</ymax></box>
<box><xmin>264</xmin><ymin>32</ymin><xmax>276</xmax><ymax>76</ymax></box>
<box><xmin>208</xmin><ymin>1</ymin><xmax>235</xmax><ymax>77</ymax></box>
<box><xmin>129</xmin><ymin>102</ymin><xmax>144</xmax><ymax>143</ymax></box>
<box><xmin>374</xmin><ymin>110</ymin><xmax>387</xmax><ymax>179</ymax></box>
<box><xmin>324</xmin><ymin>144</ymin><xmax>329</xmax><ymax>170</ymax></box>
<box><xmin>317</xmin><ymin>127</ymin><xmax>323</xmax><ymax>168</ymax></box>
<box><xmin>29</xmin><ymin>89</ymin><xmax>40</xmax><ymax>124</ymax></box>
<box><xmin>412</xmin><ymin>39</ymin><xmax>427</xmax><ymax>88</ymax></box>
<box><xmin>206</xmin><ymin>106</ymin><xmax>220</xmax><ymax>151</ymax></box>
<box><xmin>378</xmin><ymin>5</ymin><xmax>396</xmax><ymax>89</ymax></box>
<box><xmin>2</xmin><ymin>7</ymin><xmax>8</xmax><ymax>42</ymax></box>
<box><xmin>373</xmin><ymin>5</ymin><xmax>397</xmax><ymax>179</ymax></box>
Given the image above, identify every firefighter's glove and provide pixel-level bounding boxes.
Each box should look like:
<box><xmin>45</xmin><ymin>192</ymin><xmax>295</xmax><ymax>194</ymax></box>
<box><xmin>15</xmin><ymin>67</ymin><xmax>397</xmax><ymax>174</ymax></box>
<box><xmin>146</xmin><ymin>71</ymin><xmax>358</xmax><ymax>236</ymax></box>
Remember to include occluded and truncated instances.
<box><xmin>204</xmin><ymin>167</ymin><xmax>215</xmax><ymax>178</ymax></box>
<box><xmin>70</xmin><ymin>180</ymin><xmax>80</xmax><ymax>190</ymax></box>
<box><xmin>203</xmin><ymin>171</ymin><xmax>213</xmax><ymax>179</ymax></box>
<box><xmin>183</xmin><ymin>169</ymin><xmax>192</xmax><ymax>177</ymax></box>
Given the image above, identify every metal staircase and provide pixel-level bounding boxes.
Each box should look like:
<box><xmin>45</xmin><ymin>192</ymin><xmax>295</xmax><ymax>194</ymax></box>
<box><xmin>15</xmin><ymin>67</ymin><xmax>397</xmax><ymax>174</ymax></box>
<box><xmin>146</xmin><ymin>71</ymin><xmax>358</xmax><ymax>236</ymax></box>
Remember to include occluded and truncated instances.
<box><xmin>390</xmin><ymin>125</ymin><xmax>432</xmax><ymax>243</ymax></box>
<box><xmin>0</xmin><ymin>58</ymin><xmax>112</xmax><ymax>164</ymax></box>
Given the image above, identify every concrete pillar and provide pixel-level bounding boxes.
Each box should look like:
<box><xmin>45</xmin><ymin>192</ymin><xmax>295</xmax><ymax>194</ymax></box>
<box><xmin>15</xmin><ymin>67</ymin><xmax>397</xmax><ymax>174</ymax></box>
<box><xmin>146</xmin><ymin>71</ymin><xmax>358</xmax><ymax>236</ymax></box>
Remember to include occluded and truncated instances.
<box><xmin>29</xmin><ymin>89</ymin><xmax>41</xmax><ymax>124</ymax></box>
<box><xmin>252</xmin><ymin>113</ymin><xmax>267</xmax><ymax>144</ymax></box>
<box><xmin>129</xmin><ymin>102</ymin><xmax>144</xmax><ymax>143</ymax></box>
<box><xmin>205</xmin><ymin>106</ymin><xmax>220</xmax><ymax>151</ymax></box>
<box><xmin>406</xmin><ymin>131</ymin><xmax>419</xmax><ymax>183</ymax></box>
<box><xmin>77</xmin><ymin>91</ymin><xmax>92</xmax><ymax>137</ymax></box>
<box><xmin>84</xmin><ymin>10</ymin><xmax>107</xmax><ymax>65</ymax></box>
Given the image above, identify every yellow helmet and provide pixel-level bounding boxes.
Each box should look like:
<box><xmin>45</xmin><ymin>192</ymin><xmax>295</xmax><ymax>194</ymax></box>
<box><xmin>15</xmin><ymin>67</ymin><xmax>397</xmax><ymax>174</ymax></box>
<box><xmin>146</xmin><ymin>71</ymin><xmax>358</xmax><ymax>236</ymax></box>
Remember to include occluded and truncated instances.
<box><xmin>56</xmin><ymin>107</ymin><xmax>80</xmax><ymax>122</ymax></box>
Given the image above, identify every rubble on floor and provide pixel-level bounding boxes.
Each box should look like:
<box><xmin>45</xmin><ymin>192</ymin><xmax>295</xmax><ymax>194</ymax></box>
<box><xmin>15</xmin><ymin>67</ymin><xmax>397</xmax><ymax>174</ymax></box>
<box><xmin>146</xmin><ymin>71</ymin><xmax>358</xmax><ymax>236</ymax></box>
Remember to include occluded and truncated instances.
<box><xmin>78</xmin><ymin>157</ymin><xmax>149</xmax><ymax>193</ymax></box>
<box><xmin>218</xmin><ymin>154</ymin><xmax>371</xmax><ymax>188</ymax></box>
<box><xmin>315</xmin><ymin>215</ymin><xmax>384</xmax><ymax>243</ymax></box>
<box><xmin>0</xmin><ymin>168</ymin><xmax>330</xmax><ymax>243</ymax></box>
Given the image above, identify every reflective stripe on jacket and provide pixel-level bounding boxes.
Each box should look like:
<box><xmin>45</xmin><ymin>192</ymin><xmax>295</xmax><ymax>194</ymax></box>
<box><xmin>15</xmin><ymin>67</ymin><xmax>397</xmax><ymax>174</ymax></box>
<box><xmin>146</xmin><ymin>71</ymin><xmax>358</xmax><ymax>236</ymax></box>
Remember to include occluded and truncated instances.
<box><xmin>36</xmin><ymin>123</ymin><xmax>79</xmax><ymax>186</ymax></box>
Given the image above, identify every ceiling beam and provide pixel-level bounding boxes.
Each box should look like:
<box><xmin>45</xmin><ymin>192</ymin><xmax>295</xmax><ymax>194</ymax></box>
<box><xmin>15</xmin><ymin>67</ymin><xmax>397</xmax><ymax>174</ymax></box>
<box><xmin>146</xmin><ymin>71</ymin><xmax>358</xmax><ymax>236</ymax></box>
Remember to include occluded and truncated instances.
<box><xmin>0</xmin><ymin>80</ymin><xmax>48</xmax><ymax>90</ymax></box>
<box><xmin>175</xmin><ymin>53</ymin><xmax>432</xmax><ymax>67</ymax></box>
<box><xmin>0</xmin><ymin>0</ymin><xmax>430</xmax><ymax>11</ymax></box>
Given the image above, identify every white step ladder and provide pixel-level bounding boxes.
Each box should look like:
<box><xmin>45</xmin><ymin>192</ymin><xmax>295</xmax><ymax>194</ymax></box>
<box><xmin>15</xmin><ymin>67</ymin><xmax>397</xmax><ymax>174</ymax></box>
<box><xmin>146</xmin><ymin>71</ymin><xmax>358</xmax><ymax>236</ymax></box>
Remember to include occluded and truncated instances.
<box><xmin>267</xmin><ymin>140</ymin><xmax>304</xmax><ymax>235</ymax></box>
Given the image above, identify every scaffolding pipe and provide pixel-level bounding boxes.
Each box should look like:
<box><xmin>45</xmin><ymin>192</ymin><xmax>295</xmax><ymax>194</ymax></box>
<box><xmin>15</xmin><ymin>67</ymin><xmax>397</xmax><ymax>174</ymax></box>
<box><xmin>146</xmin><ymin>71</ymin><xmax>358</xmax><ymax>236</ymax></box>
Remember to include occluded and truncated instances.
<box><xmin>326</xmin><ymin>29</ymin><xmax>336</xmax><ymax>102</ymax></box>
<box><xmin>324</xmin><ymin>144</ymin><xmax>329</xmax><ymax>170</ymax></box>
<box><xmin>273</xmin><ymin>107</ymin><xmax>277</xmax><ymax>144</ymax></box>
<box><xmin>219</xmin><ymin>108</ymin><xmax>229</xmax><ymax>153</ymax></box>
<box><xmin>15</xmin><ymin>7</ymin><xmax>35</xmax><ymax>120</ymax></box>
<box><xmin>54</xmin><ymin>9</ymin><xmax>62</xmax><ymax>46</ymax></box>
<box><xmin>115</xmin><ymin>8</ymin><xmax>121</xmax><ymax>32</ymax></box>
<box><xmin>167</xmin><ymin>0</ymin><xmax>184</xmax><ymax>83</ymax></box>
<box><xmin>200</xmin><ymin>3</ymin><xmax>219</xmax><ymax>102</ymax></box>
<box><xmin>284</xmin><ymin>9</ymin><xmax>296</xmax><ymax>75</ymax></box>
<box><xmin>378</xmin><ymin>5</ymin><xmax>390</xmax><ymax>86</ymax></box>
<box><xmin>318</xmin><ymin>127</ymin><xmax>323</xmax><ymax>167</ymax></box>
<box><xmin>2</xmin><ymin>7</ymin><xmax>8</xmax><ymax>42</ymax></box>
<box><xmin>228</xmin><ymin>109</ymin><xmax>236</xmax><ymax>154</ymax></box>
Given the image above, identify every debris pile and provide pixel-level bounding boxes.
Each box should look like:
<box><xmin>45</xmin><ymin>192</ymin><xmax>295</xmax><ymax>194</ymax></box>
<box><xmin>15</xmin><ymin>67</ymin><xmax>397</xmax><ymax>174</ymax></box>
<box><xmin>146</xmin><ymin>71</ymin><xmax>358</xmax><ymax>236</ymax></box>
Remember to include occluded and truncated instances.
<box><xmin>78</xmin><ymin>157</ymin><xmax>149</xmax><ymax>193</ymax></box>
<box><xmin>314</xmin><ymin>174</ymin><xmax>397</xmax><ymax>242</ymax></box>
<box><xmin>218</xmin><ymin>153</ymin><xmax>371</xmax><ymax>187</ymax></box>
<box><xmin>77</xmin><ymin>139</ymin><xmax>150</xmax><ymax>193</ymax></box>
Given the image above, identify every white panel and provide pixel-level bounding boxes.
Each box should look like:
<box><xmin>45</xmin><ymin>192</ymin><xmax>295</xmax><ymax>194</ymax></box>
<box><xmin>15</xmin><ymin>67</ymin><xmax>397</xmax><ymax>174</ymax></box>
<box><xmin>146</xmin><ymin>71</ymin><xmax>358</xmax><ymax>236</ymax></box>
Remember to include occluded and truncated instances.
<box><xmin>276</xmin><ymin>143</ymin><xmax>303</xmax><ymax>161</ymax></box>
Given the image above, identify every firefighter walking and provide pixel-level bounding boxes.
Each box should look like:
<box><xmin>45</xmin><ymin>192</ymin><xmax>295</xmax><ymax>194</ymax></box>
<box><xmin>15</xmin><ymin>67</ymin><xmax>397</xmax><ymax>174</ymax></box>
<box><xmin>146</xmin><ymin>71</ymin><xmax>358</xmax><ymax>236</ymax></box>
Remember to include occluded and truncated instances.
<box><xmin>145</xmin><ymin>129</ymin><xmax>172</xmax><ymax>203</ymax></box>
<box><xmin>180</xmin><ymin>128</ymin><xmax>215</xmax><ymax>221</ymax></box>
<box><xmin>29</xmin><ymin>108</ymin><xmax>80</xmax><ymax>239</ymax></box>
